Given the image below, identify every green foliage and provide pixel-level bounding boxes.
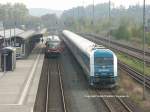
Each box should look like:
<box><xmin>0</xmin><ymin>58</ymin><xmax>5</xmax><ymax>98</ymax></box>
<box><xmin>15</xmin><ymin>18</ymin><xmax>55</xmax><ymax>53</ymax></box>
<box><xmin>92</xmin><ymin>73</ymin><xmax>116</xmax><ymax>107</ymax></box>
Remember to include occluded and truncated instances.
<box><xmin>0</xmin><ymin>3</ymin><xmax>42</xmax><ymax>29</ymax></box>
<box><xmin>131</xmin><ymin>26</ymin><xmax>142</xmax><ymax>38</ymax></box>
<box><xmin>117</xmin><ymin>52</ymin><xmax>150</xmax><ymax>76</ymax></box>
<box><xmin>131</xmin><ymin>26</ymin><xmax>139</xmax><ymax>37</ymax></box>
<box><xmin>146</xmin><ymin>32</ymin><xmax>150</xmax><ymax>46</ymax></box>
<box><xmin>111</xmin><ymin>24</ymin><xmax>131</xmax><ymax>40</ymax></box>
<box><xmin>62</xmin><ymin>3</ymin><xmax>149</xmax><ymax>25</ymax></box>
<box><xmin>41</xmin><ymin>14</ymin><xmax>58</xmax><ymax>29</ymax></box>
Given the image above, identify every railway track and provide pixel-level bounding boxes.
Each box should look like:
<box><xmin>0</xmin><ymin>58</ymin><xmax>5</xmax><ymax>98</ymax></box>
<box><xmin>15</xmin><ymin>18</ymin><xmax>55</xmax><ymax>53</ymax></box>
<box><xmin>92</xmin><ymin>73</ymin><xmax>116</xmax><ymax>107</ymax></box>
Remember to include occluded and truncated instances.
<box><xmin>80</xmin><ymin>33</ymin><xmax>150</xmax><ymax>64</ymax></box>
<box><xmin>119</xmin><ymin>61</ymin><xmax>150</xmax><ymax>89</ymax></box>
<box><xmin>45</xmin><ymin>59</ymin><xmax>67</xmax><ymax>112</ymax></box>
<box><xmin>87</xmin><ymin>33</ymin><xmax>150</xmax><ymax>56</ymax></box>
<box><xmin>96</xmin><ymin>89</ymin><xmax>134</xmax><ymax>112</ymax></box>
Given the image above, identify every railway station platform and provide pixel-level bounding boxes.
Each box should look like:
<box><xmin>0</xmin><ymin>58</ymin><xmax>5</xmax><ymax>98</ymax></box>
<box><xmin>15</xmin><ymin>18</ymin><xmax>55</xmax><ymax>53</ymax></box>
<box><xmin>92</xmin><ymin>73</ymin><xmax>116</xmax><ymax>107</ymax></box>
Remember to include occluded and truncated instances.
<box><xmin>0</xmin><ymin>43</ymin><xmax>45</xmax><ymax>112</ymax></box>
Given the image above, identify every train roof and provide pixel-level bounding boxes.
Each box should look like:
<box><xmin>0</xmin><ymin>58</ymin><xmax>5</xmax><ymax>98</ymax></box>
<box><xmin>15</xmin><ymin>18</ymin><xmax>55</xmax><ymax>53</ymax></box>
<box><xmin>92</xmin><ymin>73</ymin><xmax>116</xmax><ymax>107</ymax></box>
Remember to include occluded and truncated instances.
<box><xmin>46</xmin><ymin>35</ymin><xmax>60</xmax><ymax>42</ymax></box>
<box><xmin>63</xmin><ymin>30</ymin><xmax>107</xmax><ymax>56</ymax></box>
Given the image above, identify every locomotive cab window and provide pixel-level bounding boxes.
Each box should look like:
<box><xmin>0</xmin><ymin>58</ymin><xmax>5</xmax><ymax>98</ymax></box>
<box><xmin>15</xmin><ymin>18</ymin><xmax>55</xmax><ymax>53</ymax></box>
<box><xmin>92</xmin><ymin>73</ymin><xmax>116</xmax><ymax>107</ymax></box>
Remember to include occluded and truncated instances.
<box><xmin>94</xmin><ymin>57</ymin><xmax>113</xmax><ymax>66</ymax></box>
<box><xmin>47</xmin><ymin>41</ymin><xmax>60</xmax><ymax>48</ymax></box>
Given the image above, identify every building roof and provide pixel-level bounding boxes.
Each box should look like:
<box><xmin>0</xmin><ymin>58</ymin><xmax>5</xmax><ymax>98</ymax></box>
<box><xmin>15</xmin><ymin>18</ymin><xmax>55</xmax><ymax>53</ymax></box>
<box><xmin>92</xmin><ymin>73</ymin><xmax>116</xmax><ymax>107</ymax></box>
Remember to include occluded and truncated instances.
<box><xmin>36</xmin><ymin>28</ymin><xmax>47</xmax><ymax>35</ymax></box>
<box><xmin>39</xmin><ymin>28</ymin><xmax>47</xmax><ymax>34</ymax></box>
<box><xmin>17</xmin><ymin>30</ymin><xmax>35</xmax><ymax>40</ymax></box>
<box><xmin>0</xmin><ymin>28</ymin><xmax>24</xmax><ymax>39</ymax></box>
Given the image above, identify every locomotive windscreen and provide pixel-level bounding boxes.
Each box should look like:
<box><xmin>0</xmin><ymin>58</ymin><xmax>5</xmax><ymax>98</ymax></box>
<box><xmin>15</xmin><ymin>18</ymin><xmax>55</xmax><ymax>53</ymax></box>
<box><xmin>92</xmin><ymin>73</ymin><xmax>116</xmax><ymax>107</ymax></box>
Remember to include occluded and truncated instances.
<box><xmin>94</xmin><ymin>57</ymin><xmax>113</xmax><ymax>66</ymax></box>
<box><xmin>47</xmin><ymin>41</ymin><xmax>60</xmax><ymax>48</ymax></box>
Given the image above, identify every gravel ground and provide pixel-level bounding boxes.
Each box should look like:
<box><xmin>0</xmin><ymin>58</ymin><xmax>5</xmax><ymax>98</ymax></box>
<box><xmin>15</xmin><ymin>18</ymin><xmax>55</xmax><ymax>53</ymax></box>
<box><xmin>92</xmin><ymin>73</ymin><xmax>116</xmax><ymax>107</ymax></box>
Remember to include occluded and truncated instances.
<box><xmin>47</xmin><ymin>59</ymin><xmax>64</xmax><ymax>112</ymax></box>
<box><xmin>117</xmin><ymin>69</ymin><xmax>147</xmax><ymax>112</ymax></box>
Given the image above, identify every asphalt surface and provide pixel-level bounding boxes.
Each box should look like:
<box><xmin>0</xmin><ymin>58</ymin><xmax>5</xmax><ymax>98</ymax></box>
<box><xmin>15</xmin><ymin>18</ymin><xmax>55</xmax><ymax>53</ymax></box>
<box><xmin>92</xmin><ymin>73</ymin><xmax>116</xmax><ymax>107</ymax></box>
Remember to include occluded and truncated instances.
<box><xmin>0</xmin><ymin>43</ymin><xmax>44</xmax><ymax>112</ymax></box>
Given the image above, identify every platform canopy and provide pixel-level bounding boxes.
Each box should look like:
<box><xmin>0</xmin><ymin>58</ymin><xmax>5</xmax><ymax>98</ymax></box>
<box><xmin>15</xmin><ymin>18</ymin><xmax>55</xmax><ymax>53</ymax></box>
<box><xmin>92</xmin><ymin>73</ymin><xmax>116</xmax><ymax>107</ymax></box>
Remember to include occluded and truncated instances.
<box><xmin>15</xmin><ymin>30</ymin><xmax>35</xmax><ymax>40</ymax></box>
<box><xmin>0</xmin><ymin>28</ymin><xmax>24</xmax><ymax>40</ymax></box>
<box><xmin>35</xmin><ymin>28</ymin><xmax>47</xmax><ymax>37</ymax></box>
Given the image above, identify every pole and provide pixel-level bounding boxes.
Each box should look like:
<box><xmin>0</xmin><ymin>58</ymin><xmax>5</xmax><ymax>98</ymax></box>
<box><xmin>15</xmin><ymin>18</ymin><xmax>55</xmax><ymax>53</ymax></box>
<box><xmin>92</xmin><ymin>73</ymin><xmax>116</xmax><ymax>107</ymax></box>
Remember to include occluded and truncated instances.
<box><xmin>92</xmin><ymin>0</ymin><xmax>94</xmax><ymax>25</ymax></box>
<box><xmin>4</xmin><ymin>54</ymin><xmax>6</xmax><ymax>73</ymax></box>
<box><xmin>14</xmin><ymin>22</ymin><xmax>16</xmax><ymax>47</ymax></box>
<box><xmin>78</xmin><ymin>7</ymin><xmax>79</xmax><ymax>19</ymax></box>
<box><xmin>13</xmin><ymin>6</ymin><xmax>16</xmax><ymax>48</ymax></box>
<box><xmin>3</xmin><ymin>23</ymin><xmax>6</xmax><ymax>73</ymax></box>
<box><xmin>82</xmin><ymin>0</ymin><xmax>84</xmax><ymax>18</ymax></box>
<box><xmin>10</xmin><ymin>28</ymin><xmax>11</xmax><ymax>46</ymax></box>
<box><xmin>73</xmin><ymin>8</ymin><xmax>75</xmax><ymax>18</ymax></box>
<box><xmin>77</xmin><ymin>4</ymin><xmax>80</xmax><ymax>31</ymax></box>
<box><xmin>108</xmin><ymin>0</ymin><xmax>111</xmax><ymax>48</ymax></box>
<box><xmin>142</xmin><ymin>0</ymin><xmax>146</xmax><ymax>100</ymax></box>
<box><xmin>3</xmin><ymin>22</ymin><xmax>6</xmax><ymax>47</ymax></box>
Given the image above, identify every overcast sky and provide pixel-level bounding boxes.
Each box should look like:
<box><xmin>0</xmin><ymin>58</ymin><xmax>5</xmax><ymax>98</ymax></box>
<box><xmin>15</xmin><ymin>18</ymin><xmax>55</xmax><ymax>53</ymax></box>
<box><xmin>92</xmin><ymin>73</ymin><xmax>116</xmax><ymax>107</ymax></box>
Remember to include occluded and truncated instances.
<box><xmin>0</xmin><ymin>0</ymin><xmax>149</xmax><ymax>10</ymax></box>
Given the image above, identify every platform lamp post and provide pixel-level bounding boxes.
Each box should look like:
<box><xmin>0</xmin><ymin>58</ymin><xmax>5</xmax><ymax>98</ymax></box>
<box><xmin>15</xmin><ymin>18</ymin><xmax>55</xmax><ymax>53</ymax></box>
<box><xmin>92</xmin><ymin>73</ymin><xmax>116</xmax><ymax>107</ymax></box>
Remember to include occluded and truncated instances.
<box><xmin>9</xmin><ymin>7</ymin><xmax>12</xmax><ymax>47</ymax></box>
<box><xmin>3</xmin><ymin>8</ymin><xmax>7</xmax><ymax>73</ymax></box>
<box><xmin>142</xmin><ymin>0</ymin><xmax>146</xmax><ymax>100</ymax></box>
<box><xmin>10</xmin><ymin>27</ymin><xmax>12</xmax><ymax>46</ymax></box>
<box><xmin>2</xmin><ymin>22</ymin><xmax>6</xmax><ymax>47</ymax></box>
<box><xmin>14</xmin><ymin>22</ymin><xmax>16</xmax><ymax>47</ymax></box>
<box><xmin>13</xmin><ymin>6</ymin><xmax>16</xmax><ymax>48</ymax></box>
<box><xmin>2</xmin><ymin>22</ymin><xmax>6</xmax><ymax>73</ymax></box>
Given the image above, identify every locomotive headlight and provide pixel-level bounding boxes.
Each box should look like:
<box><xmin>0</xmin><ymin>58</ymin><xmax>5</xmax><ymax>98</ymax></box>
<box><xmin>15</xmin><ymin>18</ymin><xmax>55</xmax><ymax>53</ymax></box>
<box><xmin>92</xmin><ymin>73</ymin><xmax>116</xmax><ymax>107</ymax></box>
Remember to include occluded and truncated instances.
<box><xmin>102</xmin><ymin>66</ymin><xmax>106</xmax><ymax>69</ymax></box>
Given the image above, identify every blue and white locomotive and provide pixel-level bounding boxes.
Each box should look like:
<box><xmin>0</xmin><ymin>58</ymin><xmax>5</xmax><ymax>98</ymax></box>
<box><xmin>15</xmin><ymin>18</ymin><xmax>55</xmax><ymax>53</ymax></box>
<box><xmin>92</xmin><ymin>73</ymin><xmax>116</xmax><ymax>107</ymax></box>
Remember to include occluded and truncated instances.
<box><xmin>62</xmin><ymin>30</ymin><xmax>117</xmax><ymax>87</ymax></box>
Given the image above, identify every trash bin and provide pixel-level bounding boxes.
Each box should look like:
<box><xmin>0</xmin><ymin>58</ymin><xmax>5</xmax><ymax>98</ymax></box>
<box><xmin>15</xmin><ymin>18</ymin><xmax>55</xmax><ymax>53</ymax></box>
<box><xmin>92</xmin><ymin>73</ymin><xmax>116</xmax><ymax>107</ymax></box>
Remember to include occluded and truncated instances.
<box><xmin>0</xmin><ymin>47</ymin><xmax>16</xmax><ymax>71</ymax></box>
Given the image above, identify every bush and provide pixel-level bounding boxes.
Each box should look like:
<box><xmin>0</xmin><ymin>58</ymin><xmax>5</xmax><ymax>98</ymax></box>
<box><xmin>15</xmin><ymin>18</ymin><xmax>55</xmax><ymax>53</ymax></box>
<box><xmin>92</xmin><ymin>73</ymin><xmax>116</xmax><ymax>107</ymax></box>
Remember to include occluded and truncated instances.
<box><xmin>111</xmin><ymin>24</ymin><xmax>131</xmax><ymax>40</ymax></box>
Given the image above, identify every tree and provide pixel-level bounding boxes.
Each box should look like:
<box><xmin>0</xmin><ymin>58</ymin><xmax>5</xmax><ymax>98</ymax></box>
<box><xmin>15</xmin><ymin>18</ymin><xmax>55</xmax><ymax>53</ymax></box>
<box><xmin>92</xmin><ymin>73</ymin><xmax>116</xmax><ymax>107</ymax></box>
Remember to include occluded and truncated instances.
<box><xmin>112</xmin><ymin>24</ymin><xmax>131</xmax><ymax>40</ymax></box>
<box><xmin>41</xmin><ymin>14</ymin><xmax>58</xmax><ymax>28</ymax></box>
<box><xmin>0</xmin><ymin>3</ymin><xmax>40</xmax><ymax>29</ymax></box>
